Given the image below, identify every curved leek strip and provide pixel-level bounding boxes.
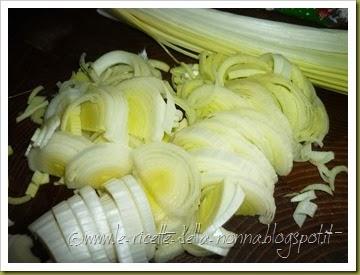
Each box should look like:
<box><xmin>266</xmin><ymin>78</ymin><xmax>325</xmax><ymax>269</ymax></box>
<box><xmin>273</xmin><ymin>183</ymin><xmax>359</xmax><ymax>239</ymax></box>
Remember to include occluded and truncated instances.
<box><xmin>65</xmin><ymin>143</ymin><xmax>132</xmax><ymax>189</ymax></box>
<box><xmin>115</xmin><ymin>77</ymin><xmax>179</xmax><ymax>143</ymax></box>
<box><xmin>293</xmin><ymin>199</ymin><xmax>318</xmax><ymax>228</ymax></box>
<box><xmin>300</xmin><ymin>183</ymin><xmax>333</xmax><ymax>196</ymax></box>
<box><xmin>27</xmin><ymin>131</ymin><xmax>92</xmax><ymax>177</ymax></box>
<box><xmin>29</xmin><ymin>211</ymin><xmax>74</xmax><ymax>263</ymax></box>
<box><xmin>192</xmin><ymin>119</ymin><xmax>277</xmax><ymax>184</ymax></box>
<box><xmin>200</xmin><ymin>171</ymin><xmax>275</xmax><ymax>224</ymax></box>
<box><xmin>197</xmin><ymin>178</ymin><xmax>245</xmax><ymax>236</ymax></box>
<box><xmin>191</xmin><ymin>148</ymin><xmax>275</xmax><ymax>191</ymax></box>
<box><xmin>99</xmin><ymin>88</ymin><xmax>128</xmax><ymax>143</ymax></box>
<box><xmin>92</xmin><ymin>50</ymin><xmax>152</xmax><ymax>78</ymax></box>
<box><xmin>216</xmin><ymin>54</ymin><xmax>271</xmax><ymax>86</ymax></box>
<box><xmin>213</xmin><ymin>111</ymin><xmax>293</xmax><ymax>176</ymax></box>
<box><xmin>185</xmin><ymin>84</ymin><xmax>253</xmax><ymax>120</ymax></box>
<box><xmin>16</xmin><ymin>99</ymin><xmax>49</xmax><ymax>123</ymax></box>
<box><xmin>225</xmin><ymin>79</ymin><xmax>292</xmax><ymax>131</ymax></box>
<box><xmin>8</xmin><ymin>195</ymin><xmax>32</xmax><ymax>205</ymax></box>
<box><xmin>315</xmin><ymin>163</ymin><xmax>348</xmax><ymax>191</ymax></box>
<box><xmin>177</xmin><ymin>79</ymin><xmax>203</xmax><ymax>100</ymax></box>
<box><xmin>27</xmin><ymin>116</ymin><xmax>61</xmax><ymax>152</ymax></box>
<box><xmin>132</xmin><ymin>142</ymin><xmax>201</xmax><ymax>220</ymax></box>
<box><xmin>45</xmin><ymin>81</ymin><xmax>88</xmax><ymax>121</ymax></box>
<box><xmin>255</xmin><ymin>74</ymin><xmax>329</xmax><ymax>145</ymax></box>
<box><xmin>290</xmin><ymin>190</ymin><xmax>317</xmax><ymax>202</ymax></box>
<box><xmin>63</xmin><ymin>87</ymin><xmax>129</xmax><ymax>144</ymax></box>
<box><xmin>172</xmin><ymin>125</ymin><xmax>234</xmax><ymax>152</ymax></box>
<box><xmin>104</xmin><ymin>178</ymin><xmax>148</xmax><ymax>262</ymax></box>
<box><xmin>98</xmin><ymin>64</ymin><xmax>134</xmax><ymax>86</ymax></box>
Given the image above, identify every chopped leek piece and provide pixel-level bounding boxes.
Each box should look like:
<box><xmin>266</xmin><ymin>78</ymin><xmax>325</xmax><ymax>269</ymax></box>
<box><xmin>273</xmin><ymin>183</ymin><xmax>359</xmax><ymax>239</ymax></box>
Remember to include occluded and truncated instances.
<box><xmin>31</xmin><ymin>170</ymin><xmax>50</xmax><ymax>185</ymax></box>
<box><xmin>300</xmin><ymin>183</ymin><xmax>334</xmax><ymax>196</ymax></box>
<box><xmin>8</xmin><ymin>195</ymin><xmax>32</xmax><ymax>205</ymax></box>
<box><xmin>293</xmin><ymin>199</ymin><xmax>318</xmax><ymax>228</ymax></box>
<box><xmin>25</xmin><ymin>182</ymin><xmax>39</xmax><ymax>198</ymax></box>
<box><xmin>290</xmin><ymin>190</ymin><xmax>317</xmax><ymax>202</ymax></box>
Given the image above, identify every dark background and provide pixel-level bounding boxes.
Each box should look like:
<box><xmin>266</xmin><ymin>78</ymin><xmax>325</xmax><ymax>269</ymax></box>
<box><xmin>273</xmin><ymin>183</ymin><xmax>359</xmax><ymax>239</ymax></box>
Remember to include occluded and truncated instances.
<box><xmin>8</xmin><ymin>9</ymin><xmax>348</xmax><ymax>263</ymax></box>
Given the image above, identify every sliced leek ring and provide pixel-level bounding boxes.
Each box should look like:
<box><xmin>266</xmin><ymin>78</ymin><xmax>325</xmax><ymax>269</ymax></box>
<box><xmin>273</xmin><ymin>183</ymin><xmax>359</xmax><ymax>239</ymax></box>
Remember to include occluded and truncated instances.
<box><xmin>28</xmin><ymin>211</ymin><xmax>74</xmax><ymax>262</ymax></box>
<box><xmin>100</xmin><ymin>194</ymin><xmax>133</xmax><ymax>263</ymax></box>
<box><xmin>78</xmin><ymin>186</ymin><xmax>117</xmax><ymax>262</ymax></box>
<box><xmin>67</xmin><ymin>194</ymin><xmax>110</xmax><ymax>262</ymax></box>
<box><xmin>104</xmin><ymin>178</ymin><xmax>148</xmax><ymax>263</ymax></box>
<box><xmin>52</xmin><ymin>201</ymin><xmax>92</xmax><ymax>262</ymax></box>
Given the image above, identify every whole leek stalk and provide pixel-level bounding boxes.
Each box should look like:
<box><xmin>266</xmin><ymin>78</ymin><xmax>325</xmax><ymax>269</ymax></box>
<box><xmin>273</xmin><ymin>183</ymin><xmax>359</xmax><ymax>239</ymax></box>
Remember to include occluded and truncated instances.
<box><xmin>109</xmin><ymin>8</ymin><xmax>348</xmax><ymax>94</ymax></box>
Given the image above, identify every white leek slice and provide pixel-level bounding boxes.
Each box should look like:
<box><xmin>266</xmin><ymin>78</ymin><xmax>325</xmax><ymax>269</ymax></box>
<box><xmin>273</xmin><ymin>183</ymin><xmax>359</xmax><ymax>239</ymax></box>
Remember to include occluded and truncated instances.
<box><xmin>114</xmin><ymin>77</ymin><xmax>170</xmax><ymax>143</ymax></box>
<box><xmin>148</xmin><ymin>59</ymin><xmax>170</xmax><ymax>72</ymax></box>
<box><xmin>184</xmin><ymin>226</ymin><xmax>236</xmax><ymax>257</ymax></box>
<box><xmin>65</xmin><ymin>143</ymin><xmax>132</xmax><ymax>189</ymax></box>
<box><xmin>173</xmin><ymin>125</ymin><xmax>234</xmax><ymax>152</ymax></box>
<box><xmin>197</xmin><ymin>178</ymin><xmax>245</xmax><ymax>235</ymax></box>
<box><xmin>78</xmin><ymin>186</ymin><xmax>116</xmax><ymax>262</ymax></box>
<box><xmin>132</xmin><ymin>142</ymin><xmax>201</xmax><ymax>219</ymax></box>
<box><xmin>27</xmin><ymin>131</ymin><xmax>92</xmax><ymax>177</ymax></box>
<box><xmin>52</xmin><ymin>201</ymin><xmax>92</xmax><ymax>262</ymax></box>
<box><xmin>201</xmin><ymin>172</ymin><xmax>275</xmax><ymax>224</ymax></box>
<box><xmin>226</xmin><ymin>78</ymin><xmax>294</xmax><ymax>143</ymax></box>
<box><xmin>192</xmin><ymin>148</ymin><xmax>274</xmax><ymax>192</ymax></box>
<box><xmin>300</xmin><ymin>183</ymin><xmax>333</xmax><ymax>196</ymax></box>
<box><xmin>16</xmin><ymin>98</ymin><xmax>49</xmax><ymax>123</ymax></box>
<box><xmin>28</xmin><ymin>85</ymin><xmax>45</xmax><ymax>103</ymax></box>
<box><xmin>63</xmin><ymin>88</ymin><xmax>129</xmax><ymax>144</ymax></box>
<box><xmin>31</xmin><ymin>170</ymin><xmax>50</xmax><ymax>185</ymax></box>
<box><xmin>122</xmin><ymin>175</ymin><xmax>157</xmax><ymax>260</ymax></box>
<box><xmin>293</xmin><ymin>199</ymin><xmax>318</xmax><ymax>228</ymax></box>
<box><xmin>185</xmin><ymin>84</ymin><xmax>252</xmax><ymax>120</ymax></box>
<box><xmin>100</xmin><ymin>87</ymin><xmax>129</xmax><ymax>143</ymax></box>
<box><xmin>28</xmin><ymin>211</ymin><xmax>74</xmax><ymax>262</ymax></box>
<box><xmin>213</xmin><ymin>111</ymin><xmax>293</xmax><ymax>175</ymax></box>
<box><xmin>104</xmin><ymin>178</ymin><xmax>148</xmax><ymax>262</ymax></box>
<box><xmin>315</xmin><ymin>163</ymin><xmax>348</xmax><ymax>191</ymax></box>
<box><xmin>290</xmin><ymin>190</ymin><xmax>317</xmax><ymax>202</ymax></box>
<box><xmin>28</xmin><ymin>116</ymin><xmax>61</xmax><ymax>151</ymax></box>
<box><xmin>193</xmin><ymin>119</ymin><xmax>277</xmax><ymax>184</ymax></box>
<box><xmin>92</xmin><ymin>50</ymin><xmax>152</xmax><ymax>78</ymax></box>
<box><xmin>44</xmin><ymin>81</ymin><xmax>87</xmax><ymax>121</ymax></box>
<box><xmin>67</xmin><ymin>194</ymin><xmax>110</xmax><ymax>262</ymax></box>
<box><xmin>100</xmin><ymin>194</ymin><xmax>133</xmax><ymax>263</ymax></box>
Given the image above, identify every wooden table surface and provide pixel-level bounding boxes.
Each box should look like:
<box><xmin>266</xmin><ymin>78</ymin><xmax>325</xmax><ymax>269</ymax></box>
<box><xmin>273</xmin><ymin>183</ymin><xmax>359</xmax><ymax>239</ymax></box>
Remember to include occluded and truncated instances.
<box><xmin>8</xmin><ymin>9</ymin><xmax>348</xmax><ymax>263</ymax></box>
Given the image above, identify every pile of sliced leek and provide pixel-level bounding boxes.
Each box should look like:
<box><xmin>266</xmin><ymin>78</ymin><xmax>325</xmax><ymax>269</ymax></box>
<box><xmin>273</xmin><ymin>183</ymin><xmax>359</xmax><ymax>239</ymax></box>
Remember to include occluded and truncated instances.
<box><xmin>10</xmin><ymin>49</ymin><xmax>346</xmax><ymax>262</ymax></box>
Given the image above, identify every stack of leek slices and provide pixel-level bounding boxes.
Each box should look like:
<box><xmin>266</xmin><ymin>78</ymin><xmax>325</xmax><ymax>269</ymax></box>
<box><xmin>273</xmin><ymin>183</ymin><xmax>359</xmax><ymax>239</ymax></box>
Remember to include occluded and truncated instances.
<box><xmin>11</xmin><ymin>49</ymin><xmax>346</xmax><ymax>262</ymax></box>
